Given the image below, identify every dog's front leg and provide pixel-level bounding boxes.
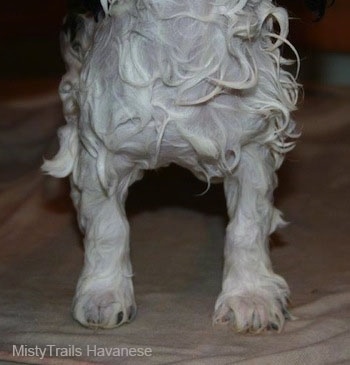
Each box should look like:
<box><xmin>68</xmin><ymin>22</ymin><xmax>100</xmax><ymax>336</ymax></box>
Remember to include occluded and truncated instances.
<box><xmin>72</xmin><ymin>159</ymin><xmax>137</xmax><ymax>329</ymax></box>
<box><xmin>213</xmin><ymin>145</ymin><xmax>290</xmax><ymax>333</ymax></box>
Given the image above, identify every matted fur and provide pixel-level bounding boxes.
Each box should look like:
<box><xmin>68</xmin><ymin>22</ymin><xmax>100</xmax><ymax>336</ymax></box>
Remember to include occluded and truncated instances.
<box><xmin>43</xmin><ymin>0</ymin><xmax>299</xmax><ymax>333</ymax></box>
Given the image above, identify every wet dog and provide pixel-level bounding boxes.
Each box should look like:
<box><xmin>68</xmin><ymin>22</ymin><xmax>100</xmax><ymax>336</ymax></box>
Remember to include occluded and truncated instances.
<box><xmin>43</xmin><ymin>0</ymin><xmax>301</xmax><ymax>333</ymax></box>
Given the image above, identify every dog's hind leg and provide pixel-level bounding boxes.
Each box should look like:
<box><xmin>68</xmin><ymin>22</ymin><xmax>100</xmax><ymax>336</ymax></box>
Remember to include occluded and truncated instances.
<box><xmin>213</xmin><ymin>144</ymin><xmax>290</xmax><ymax>333</ymax></box>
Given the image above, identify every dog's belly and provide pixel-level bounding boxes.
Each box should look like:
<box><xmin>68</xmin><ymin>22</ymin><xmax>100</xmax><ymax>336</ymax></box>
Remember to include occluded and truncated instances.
<box><xmin>116</xmin><ymin>116</ymin><xmax>232</xmax><ymax>182</ymax></box>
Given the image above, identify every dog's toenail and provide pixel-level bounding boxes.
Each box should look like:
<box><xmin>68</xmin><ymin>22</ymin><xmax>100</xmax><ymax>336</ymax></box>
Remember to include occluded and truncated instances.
<box><xmin>117</xmin><ymin>311</ymin><xmax>124</xmax><ymax>324</ymax></box>
<box><xmin>267</xmin><ymin>323</ymin><xmax>279</xmax><ymax>331</ymax></box>
<box><xmin>128</xmin><ymin>306</ymin><xmax>136</xmax><ymax>321</ymax></box>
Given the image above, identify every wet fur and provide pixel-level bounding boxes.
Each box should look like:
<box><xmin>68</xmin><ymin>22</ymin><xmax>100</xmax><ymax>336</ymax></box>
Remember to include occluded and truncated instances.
<box><xmin>43</xmin><ymin>0</ymin><xmax>299</xmax><ymax>333</ymax></box>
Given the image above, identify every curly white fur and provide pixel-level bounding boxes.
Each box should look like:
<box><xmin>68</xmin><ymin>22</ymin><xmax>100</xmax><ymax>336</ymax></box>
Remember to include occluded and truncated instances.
<box><xmin>43</xmin><ymin>0</ymin><xmax>299</xmax><ymax>333</ymax></box>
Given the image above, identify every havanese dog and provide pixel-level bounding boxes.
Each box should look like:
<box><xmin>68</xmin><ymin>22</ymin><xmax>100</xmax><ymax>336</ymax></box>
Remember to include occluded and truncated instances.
<box><xmin>42</xmin><ymin>0</ymin><xmax>329</xmax><ymax>333</ymax></box>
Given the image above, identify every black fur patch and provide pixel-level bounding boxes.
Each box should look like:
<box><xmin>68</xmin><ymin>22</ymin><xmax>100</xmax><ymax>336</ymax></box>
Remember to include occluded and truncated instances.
<box><xmin>304</xmin><ymin>0</ymin><xmax>335</xmax><ymax>19</ymax></box>
<box><xmin>68</xmin><ymin>0</ymin><xmax>104</xmax><ymax>21</ymax></box>
<box><xmin>82</xmin><ymin>0</ymin><xmax>104</xmax><ymax>21</ymax></box>
<box><xmin>62</xmin><ymin>13</ymin><xmax>85</xmax><ymax>42</ymax></box>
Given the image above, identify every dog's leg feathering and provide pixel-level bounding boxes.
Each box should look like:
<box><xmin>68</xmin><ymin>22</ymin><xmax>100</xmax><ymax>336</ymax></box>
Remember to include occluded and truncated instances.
<box><xmin>213</xmin><ymin>144</ymin><xmax>290</xmax><ymax>334</ymax></box>
<box><xmin>71</xmin><ymin>153</ymin><xmax>138</xmax><ymax>329</ymax></box>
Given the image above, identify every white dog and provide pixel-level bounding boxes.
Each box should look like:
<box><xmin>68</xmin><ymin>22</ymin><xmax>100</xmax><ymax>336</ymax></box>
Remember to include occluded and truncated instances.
<box><xmin>43</xmin><ymin>0</ymin><xmax>300</xmax><ymax>333</ymax></box>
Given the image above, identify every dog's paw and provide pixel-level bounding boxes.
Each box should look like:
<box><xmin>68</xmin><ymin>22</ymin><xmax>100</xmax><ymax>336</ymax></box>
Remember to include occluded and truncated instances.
<box><xmin>213</xmin><ymin>291</ymin><xmax>290</xmax><ymax>334</ymax></box>
<box><xmin>73</xmin><ymin>286</ymin><xmax>136</xmax><ymax>329</ymax></box>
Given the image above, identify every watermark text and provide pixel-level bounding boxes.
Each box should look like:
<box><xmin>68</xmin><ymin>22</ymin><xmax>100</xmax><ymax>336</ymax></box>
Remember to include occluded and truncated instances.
<box><xmin>12</xmin><ymin>344</ymin><xmax>153</xmax><ymax>359</ymax></box>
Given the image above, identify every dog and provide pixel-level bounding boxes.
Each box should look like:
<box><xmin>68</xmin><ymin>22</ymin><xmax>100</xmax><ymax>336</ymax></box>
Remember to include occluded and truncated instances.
<box><xmin>42</xmin><ymin>0</ymin><xmax>319</xmax><ymax>333</ymax></box>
